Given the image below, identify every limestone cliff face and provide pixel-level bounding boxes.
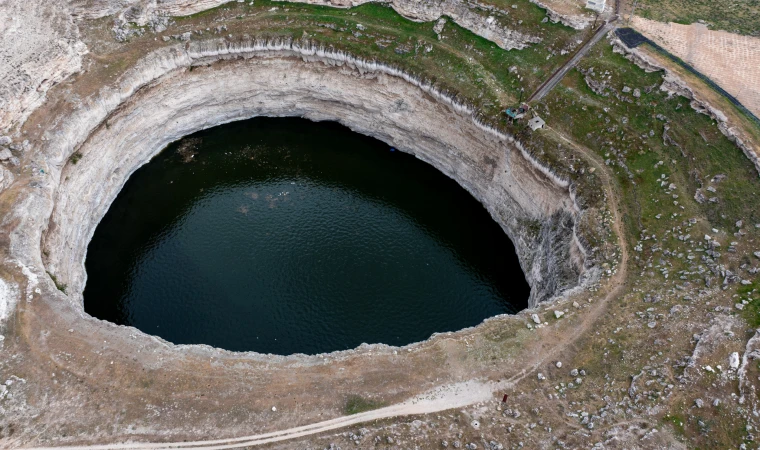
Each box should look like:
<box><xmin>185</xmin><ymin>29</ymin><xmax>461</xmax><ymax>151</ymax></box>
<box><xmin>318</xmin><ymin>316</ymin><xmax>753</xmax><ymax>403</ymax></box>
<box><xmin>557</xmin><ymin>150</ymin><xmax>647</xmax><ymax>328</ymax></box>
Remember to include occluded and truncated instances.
<box><xmin>0</xmin><ymin>0</ymin><xmax>88</xmax><ymax>134</ymax></box>
<box><xmin>528</xmin><ymin>0</ymin><xmax>593</xmax><ymax>30</ymax></box>
<box><xmin>0</xmin><ymin>0</ymin><xmax>546</xmax><ymax>138</ymax></box>
<box><xmin>72</xmin><ymin>0</ymin><xmax>542</xmax><ymax>50</ymax></box>
<box><xmin>278</xmin><ymin>0</ymin><xmax>543</xmax><ymax>50</ymax></box>
<box><xmin>30</xmin><ymin>39</ymin><xmax>593</xmax><ymax>314</ymax></box>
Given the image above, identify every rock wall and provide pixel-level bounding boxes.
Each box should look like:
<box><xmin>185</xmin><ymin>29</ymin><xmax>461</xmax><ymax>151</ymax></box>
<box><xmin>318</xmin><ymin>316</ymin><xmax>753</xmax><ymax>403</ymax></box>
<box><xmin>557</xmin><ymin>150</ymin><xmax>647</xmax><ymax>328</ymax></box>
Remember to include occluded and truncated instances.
<box><xmin>278</xmin><ymin>0</ymin><xmax>543</xmax><ymax>50</ymax></box>
<box><xmin>73</xmin><ymin>0</ymin><xmax>542</xmax><ymax>50</ymax></box>
<box><xmin>0</xmin><ymin>0</ymin><xmax>88</xmax><ymax>135</ymax></box>
<box><xmin>529</xmin><ymin>0</ymin><xmax>593</xmax><ymax>30</ymax></box>
<box><xmin>0</xmin><ymin>0</ymin><xmax>554</xmax><ymax>143</ymax></box>
<box><xmin>34</xmin><ymin>39</ymin><xmax>593</xmax><ymax>314</ymax></box>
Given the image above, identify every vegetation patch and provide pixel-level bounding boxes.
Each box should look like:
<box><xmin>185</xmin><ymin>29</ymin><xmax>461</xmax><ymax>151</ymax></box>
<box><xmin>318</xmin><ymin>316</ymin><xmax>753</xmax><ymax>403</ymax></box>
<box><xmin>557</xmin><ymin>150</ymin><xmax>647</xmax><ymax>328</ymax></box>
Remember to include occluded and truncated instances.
<box><xmin>344</xmin><ymin>395</ymin><xmax>385</xmax><ymax>415</ymax></box>
<box><xmin>47</xmin><ymin>271</ymin><xmax>67</xmax><ymax>294</ymax></box>
<box><xmin>737</xmin><ymin>281</ymin><xmax>760</xmax><ymax>327</ymax></box>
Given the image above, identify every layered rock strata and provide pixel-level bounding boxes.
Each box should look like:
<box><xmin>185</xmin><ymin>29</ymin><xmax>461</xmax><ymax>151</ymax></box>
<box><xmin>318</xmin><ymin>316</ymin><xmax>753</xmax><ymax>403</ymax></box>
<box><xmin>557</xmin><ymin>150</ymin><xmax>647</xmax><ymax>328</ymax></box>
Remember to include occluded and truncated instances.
<box><xmin>529</xmin><ymin>0</ymin><xmax>594</xmax><ymax>30</ymax></box>
<box><xmin>76</xmin><ymin>0</ymin><xmax>542</xmax><ymax>50</ymax></box>
<box><xmin>32</xmin><ymin>39</ymin><xmax>594</xmax><ymax>320</ymax></box>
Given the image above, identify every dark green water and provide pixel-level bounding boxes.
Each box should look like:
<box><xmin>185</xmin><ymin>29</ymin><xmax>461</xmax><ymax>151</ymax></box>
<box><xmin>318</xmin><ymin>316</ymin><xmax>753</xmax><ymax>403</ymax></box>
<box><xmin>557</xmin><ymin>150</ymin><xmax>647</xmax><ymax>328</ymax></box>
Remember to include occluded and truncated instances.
<box><xmin>84</xmin><ymin>118</ymin><xmax>529</xmax><ymax>355</ymax></box>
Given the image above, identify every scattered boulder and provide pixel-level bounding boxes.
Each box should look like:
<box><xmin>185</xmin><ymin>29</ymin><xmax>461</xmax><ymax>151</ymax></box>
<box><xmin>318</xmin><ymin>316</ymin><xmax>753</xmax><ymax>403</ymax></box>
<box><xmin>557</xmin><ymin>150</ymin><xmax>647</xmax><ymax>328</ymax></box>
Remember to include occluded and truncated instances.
<box><xmin>433</xmin><ymin>18</ymin><xmax>446</xmax><ymax>35</ymax></box>
<box><xmin>554</xmin><ymin>310</ymin><xmax>564</xmax><ymax>319</ymax></box>
<box><xmin>531</xmin><ymin>314</ymin><xmax>541</xmax><ymax>324</ymax></box>
<box><xmin>711</xmin><ymin>174</ymin><xmax>727</xmax><ymax>183</ymax></box>
<box><xmin>729</xmin><ymin>352</ymin><xmax>740</xmax><ymax>370</ymax></box>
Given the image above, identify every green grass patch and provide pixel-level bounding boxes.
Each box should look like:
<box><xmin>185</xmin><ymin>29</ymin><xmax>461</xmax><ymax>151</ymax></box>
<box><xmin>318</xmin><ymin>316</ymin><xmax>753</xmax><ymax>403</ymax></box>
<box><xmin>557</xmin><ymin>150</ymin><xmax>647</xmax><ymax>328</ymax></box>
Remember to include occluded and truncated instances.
<box><xmin>663</xmin><ymin>412</ymin><xmax>687</xmax><ymax>436</ymax></box>
<box><xmin>47</xmin><ymin>271</ymin><xmax>67</xmax><ymax>294</ymax></box>
<box><xmin>344</xmin><ymin>394</ymin><xmax>385</xmax><ymax>415</ymax></box>
<box><xmin>737</xmin><ymin>281</ymin><xmax>760</xmax><ymax>327</ymax></box>
<box><xmin>541</xmin><ymin>41</ymin><xmax>760</xmax><ymax>252</ymax></box>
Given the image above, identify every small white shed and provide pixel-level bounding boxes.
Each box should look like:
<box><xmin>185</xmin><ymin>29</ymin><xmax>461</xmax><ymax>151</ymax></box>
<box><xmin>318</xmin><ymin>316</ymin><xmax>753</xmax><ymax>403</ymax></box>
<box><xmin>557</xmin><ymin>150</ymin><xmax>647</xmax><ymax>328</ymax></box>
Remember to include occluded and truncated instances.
<box><xmin>585</xmin><ymin>0</ymin><xmax>606</xmax><ymax>13</ymax></box>
<box><xmin>528</xmin><ymin>116</ymin><xmax>545</xmax><ymax>131</ymax></box>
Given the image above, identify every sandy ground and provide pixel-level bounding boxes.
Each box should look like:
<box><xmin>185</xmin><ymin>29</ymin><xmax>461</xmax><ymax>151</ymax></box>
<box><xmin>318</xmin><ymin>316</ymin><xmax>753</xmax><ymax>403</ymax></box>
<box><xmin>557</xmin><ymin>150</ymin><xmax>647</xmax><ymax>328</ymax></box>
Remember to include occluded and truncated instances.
<box><xmin>631</xmin><ymin>16</ymin><xmax>760</xmax><ymax>118</ymax></box>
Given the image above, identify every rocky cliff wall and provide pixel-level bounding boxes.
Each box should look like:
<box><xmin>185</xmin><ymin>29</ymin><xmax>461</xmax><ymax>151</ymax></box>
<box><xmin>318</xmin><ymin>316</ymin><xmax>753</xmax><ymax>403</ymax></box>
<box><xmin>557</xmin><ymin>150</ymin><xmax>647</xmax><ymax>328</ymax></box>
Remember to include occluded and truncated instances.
<box><xmin>31</xmin><ymin>39</ymin><xmax>594</xmax><ymax>316</ymax></box>
<box><xmin>0</xmin><ymin>0</ymin><xmax>554</xmax><ymax>137</ymax></box>
<box><xmin>74</xmin><ymin>0</ymin><xmax>542</xmax><ymax>50</ymax></box>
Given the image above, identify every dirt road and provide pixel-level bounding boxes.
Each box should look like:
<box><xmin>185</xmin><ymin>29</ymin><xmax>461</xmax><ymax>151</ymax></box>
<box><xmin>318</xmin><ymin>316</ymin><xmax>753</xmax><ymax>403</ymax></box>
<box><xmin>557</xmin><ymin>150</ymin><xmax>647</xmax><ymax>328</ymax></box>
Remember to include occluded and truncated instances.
<box><xmin>502</xmin><ymin>126</ymin><xmax>630</xmax><ymax>386</ymax></box>
<box><xmin>528</xmin><ymin>21</ymin><xmax>616</xmax><ymax>103</ymax></box>
<box><xmin>22</xmin><ymin>379</ymin><xmax>504</xmax><ymax>450</ymax></box>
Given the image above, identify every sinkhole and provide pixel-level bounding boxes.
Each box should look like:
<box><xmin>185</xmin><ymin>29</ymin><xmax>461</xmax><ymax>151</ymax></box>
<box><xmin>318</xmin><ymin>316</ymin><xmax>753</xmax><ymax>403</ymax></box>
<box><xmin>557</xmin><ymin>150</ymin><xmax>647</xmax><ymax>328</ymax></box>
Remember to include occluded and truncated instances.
<box><xmin>83</xmin><ymin>117</ymin><xmax>530</xmax><ymax>355</ymax></box>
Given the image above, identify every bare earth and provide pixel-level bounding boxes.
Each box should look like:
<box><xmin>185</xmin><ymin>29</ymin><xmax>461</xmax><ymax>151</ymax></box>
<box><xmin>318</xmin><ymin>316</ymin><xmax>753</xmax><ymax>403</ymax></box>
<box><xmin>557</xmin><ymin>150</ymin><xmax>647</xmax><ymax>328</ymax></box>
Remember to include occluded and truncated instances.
<box><xmin>631</xmin><ymin>16</ymin><xmax>760</xmax><ymax>118</ymax></box>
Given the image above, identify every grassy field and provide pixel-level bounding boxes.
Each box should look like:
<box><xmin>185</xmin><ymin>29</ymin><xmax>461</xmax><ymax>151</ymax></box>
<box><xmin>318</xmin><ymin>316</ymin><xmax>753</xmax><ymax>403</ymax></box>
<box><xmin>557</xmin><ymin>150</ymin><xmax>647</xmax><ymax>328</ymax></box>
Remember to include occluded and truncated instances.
<box><xmin>540</xmin><ymin>43</ymin><xmax>760</xmax><ymax>236</ymax></box>
<box><xmin>531</xmin><ymin>42</ymin><xmax>760</xmax><ymax>447</ymax></box>
<box><xmin>634</xmin><ymin>0</ymin><xmax>760</xmax><ymax>36</ymax></box>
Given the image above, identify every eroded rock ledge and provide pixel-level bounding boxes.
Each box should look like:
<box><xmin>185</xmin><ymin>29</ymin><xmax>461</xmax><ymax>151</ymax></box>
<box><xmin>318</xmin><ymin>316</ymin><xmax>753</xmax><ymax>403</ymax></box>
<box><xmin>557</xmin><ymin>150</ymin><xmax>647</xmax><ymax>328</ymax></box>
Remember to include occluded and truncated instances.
<box><xmin>77</xmin><ymin>0</ymin><xmax>543</xmax><ymax>50</ymax></box>
<box><xmin>29</xmin><ymin>39</ymin><xmax>597</xmax><ymax>324</ymax></box>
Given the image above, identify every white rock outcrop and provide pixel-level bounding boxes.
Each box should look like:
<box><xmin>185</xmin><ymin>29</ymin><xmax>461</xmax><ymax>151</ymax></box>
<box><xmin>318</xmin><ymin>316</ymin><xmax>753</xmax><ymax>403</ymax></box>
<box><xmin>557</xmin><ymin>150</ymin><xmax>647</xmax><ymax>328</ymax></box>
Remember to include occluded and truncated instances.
<box><xmin>75</xmin><ymin>0</ymin><xmax>542</xmax><ymax>50</ymax></box>
<box><xmin>0</xmin><ymin>0</ymin><xmax>88</xmax><ymax>134</ymax></box>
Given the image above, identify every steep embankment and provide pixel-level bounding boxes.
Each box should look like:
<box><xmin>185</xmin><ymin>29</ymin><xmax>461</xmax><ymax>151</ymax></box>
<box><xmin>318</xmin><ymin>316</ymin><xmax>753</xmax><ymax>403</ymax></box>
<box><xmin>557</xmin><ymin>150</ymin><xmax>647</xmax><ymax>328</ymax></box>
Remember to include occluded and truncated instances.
<box><xmin>39</xmin><ymin>39</ymin><xmax>595</xmax><ymax>311</ymax></box>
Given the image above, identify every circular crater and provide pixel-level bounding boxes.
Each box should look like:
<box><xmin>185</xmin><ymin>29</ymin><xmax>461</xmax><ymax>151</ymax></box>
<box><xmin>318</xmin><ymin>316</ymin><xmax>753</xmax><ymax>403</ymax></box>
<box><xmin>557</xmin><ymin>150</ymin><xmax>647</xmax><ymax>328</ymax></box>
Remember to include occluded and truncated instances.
<box><xmin>83</xmin><ymin>117</ymin><xmax>530</xmax><ymax>355</ymax></box>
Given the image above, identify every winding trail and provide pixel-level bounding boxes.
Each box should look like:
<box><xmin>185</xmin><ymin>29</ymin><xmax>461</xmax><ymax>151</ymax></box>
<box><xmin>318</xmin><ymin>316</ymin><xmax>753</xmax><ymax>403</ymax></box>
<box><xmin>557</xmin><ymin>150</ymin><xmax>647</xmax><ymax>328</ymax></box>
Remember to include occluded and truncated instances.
<box><xmin>22</xmin><ymin>380</ymin><xmax>501</xmax><ymax>450</ymax></box>
<box><xmin>501</xmin><ymin>126</ymin><xmax>630</xmax><ymax>387</ymax></box>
